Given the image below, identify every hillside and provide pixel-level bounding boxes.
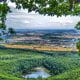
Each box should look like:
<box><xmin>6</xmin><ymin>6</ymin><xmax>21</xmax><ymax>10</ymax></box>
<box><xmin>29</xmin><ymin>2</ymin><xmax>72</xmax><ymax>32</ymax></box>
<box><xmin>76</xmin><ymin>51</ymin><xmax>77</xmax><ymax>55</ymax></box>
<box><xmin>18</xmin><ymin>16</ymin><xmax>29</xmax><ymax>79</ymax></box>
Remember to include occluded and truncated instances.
<box><xmin>0</xmin><ymin>48</ymin><xmax>80</xmax><ymax>80</ymax></box>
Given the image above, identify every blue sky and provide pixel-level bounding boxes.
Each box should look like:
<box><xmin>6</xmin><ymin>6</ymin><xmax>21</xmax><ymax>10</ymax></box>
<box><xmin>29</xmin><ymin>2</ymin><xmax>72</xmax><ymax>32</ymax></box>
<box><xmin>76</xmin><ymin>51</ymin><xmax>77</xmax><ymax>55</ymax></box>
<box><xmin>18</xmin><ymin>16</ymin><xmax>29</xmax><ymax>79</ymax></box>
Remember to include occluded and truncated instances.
<box><xmin>5</xmin><ymin>1</ymin><xmax>80</xmax><ymax>29</ymax></box>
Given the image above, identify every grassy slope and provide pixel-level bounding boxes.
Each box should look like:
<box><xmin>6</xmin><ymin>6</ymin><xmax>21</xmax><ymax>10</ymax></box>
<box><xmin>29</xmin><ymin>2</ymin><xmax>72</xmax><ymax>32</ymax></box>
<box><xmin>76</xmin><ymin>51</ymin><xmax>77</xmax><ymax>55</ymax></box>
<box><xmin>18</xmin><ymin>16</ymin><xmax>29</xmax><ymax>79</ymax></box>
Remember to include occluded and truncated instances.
<box><xmin>0</xmin><ymin>73</ymin><xmax>22</xmax><ymax>80</ymax></box>
<box><xmin>50</xmin><ymin>68</ymin><xmax>80</xmax><ymax>80</ymax></box>
<box><xmin>0</xmin><ymin>48</ymin><xmax>80</xmax><ymax>80</ymax></box>
<box><xmin>1</xmin><ymin>69</ymin><xmax>80</xmax><ymax>80</ymax></box>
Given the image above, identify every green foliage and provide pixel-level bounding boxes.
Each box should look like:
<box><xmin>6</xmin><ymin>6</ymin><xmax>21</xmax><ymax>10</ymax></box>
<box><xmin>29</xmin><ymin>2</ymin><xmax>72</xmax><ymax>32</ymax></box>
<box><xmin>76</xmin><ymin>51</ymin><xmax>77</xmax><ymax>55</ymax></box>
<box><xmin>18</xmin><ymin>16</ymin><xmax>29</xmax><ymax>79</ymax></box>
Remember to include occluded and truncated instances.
<box><xmin>0</xmin><ymin>23</ymin><xmax>6</xmax><ymax>29</ymax></box>
<box><xmin>0</xmin><ymin>1</ymin><xmax>80</xmax><ymax>79</ymax></box>
<box><xmin>75</xmin><ymin>21</ymin><xmax>80</xmax><ymax>29</ymax></box>
<box><xmin>10</xmin><ymin>0</ymin><xmax>80</xmax><ymax>16</ymax></box>
<box><xmin>0</xmin><ymin>73</ymin><xmax>22</xmax><ymax>80</ymax></box>
<box><xmin>8</xmin><ymin>27</ymin><xmax>16</xmax><ymax>35</ymax></box>
<box><xmin>50</xmin><ymin>68</ymin><xmax>80</xmax><ymax>80</ymax></box>
<box><xmin>0</xmin><ymin>3</ymin><xmax>9</xmax><ymax>30</ymax></box>
<box><xmin>0</xmin><ymin>48</ymin><xmax>80</xmax><ymax>80</ymax></box>
<box><xmin>0</xmin><ymin>38</ymin><xmax>3</xmax><ymax>41</ymax></box>
<box><xmin>76</xmin><ymin>41</ymin><xmax>80</xmax><ymax>55</ymax></box>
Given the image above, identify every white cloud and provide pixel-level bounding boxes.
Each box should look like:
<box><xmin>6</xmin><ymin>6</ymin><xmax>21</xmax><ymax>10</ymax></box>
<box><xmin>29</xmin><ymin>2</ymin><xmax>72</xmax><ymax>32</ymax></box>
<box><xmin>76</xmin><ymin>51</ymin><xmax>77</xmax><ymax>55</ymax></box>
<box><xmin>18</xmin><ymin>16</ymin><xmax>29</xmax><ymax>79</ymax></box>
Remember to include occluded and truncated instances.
<box><xmin>6</xmin><ymin>1</ymin><xmax>80</xmax><ymax>29</ymax></box>
<box><xmin>22</xmin><ymin>20</ymin><xmax>30</xmax><ymax>24</ymax></box>
<box><xmin>7</xmin><ymin>1</ymin><xmax>16</xmax><ymax>8</ymax></box>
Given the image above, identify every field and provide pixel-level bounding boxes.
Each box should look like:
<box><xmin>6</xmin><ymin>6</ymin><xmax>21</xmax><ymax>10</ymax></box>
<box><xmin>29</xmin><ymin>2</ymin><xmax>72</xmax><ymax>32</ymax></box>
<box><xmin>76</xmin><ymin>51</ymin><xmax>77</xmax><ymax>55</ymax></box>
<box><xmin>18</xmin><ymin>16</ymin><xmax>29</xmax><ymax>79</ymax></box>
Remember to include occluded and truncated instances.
<box><xmin>0</xmin><ymin>47</ymin><xmax>80</xmax><ymax>80</ymax></box>
<box><xmin>2</xmin><ymin>44</ymin><xmax>78</xmax><ymax>51</ymax></box>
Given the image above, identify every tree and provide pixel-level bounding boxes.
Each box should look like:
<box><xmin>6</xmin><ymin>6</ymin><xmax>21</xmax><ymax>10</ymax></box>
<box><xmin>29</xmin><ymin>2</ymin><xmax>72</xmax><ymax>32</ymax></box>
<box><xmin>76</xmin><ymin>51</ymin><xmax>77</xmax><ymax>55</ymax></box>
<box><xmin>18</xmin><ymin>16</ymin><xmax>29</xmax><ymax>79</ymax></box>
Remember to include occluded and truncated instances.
<box><xmin>75</xmin><ymin>21</ymin><xmax>80</xmax><ymax>52</ymax></box>
<box><xmin>0</xmin><ymin>0</ymin><xmax>80</xmax><ymax>17</ymax></box>
<box><xmin>8</xmin><ymin>27</ymin><xmax>16</xmax><ymax>35</ymax></box>
<box><xmin>0</xmin><ymin>2</ymin><xmax>9</xmax><ymax>30</ymax></box>
<box><xmin>10</xmin><ymin>0</ymin><xmax>80</xmax><ymax>16</ymax></box>
<box><xmin>75</xmin><ymin>21</ymin><xmax>80</xmax><ymax>29</ymax></box>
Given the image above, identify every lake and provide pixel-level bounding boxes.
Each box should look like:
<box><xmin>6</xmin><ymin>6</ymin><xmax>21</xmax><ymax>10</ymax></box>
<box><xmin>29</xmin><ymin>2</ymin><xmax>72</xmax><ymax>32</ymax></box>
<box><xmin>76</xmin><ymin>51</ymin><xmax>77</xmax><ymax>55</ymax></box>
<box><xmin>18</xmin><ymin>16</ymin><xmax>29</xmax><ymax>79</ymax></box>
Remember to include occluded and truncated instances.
<box><xmin>23</xmin><ymin>67</ymin><xmax>51</xmax><ymax>78</ymax></box>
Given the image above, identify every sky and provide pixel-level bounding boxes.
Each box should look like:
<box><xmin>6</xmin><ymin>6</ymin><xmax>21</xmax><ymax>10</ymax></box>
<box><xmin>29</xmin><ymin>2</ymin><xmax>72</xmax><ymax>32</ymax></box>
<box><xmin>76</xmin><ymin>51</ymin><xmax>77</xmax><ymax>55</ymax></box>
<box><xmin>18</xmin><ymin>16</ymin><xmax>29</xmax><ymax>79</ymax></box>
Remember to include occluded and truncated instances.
<box><xmin>5</xmin><ymin>1</ymin><xmax>80</xmax><ymax>30</ymax></box>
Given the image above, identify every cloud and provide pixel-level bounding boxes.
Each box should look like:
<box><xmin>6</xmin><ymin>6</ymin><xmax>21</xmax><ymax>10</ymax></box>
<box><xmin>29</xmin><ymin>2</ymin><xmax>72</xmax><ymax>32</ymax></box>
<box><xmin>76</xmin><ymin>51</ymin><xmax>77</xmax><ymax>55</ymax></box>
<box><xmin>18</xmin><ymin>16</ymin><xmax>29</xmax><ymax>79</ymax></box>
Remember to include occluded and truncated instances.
<box><xmin>22</xmin><ymin>20</ymin><xmax>30</xmax><ymax>24</ymax></box>
<box><xmin>6</xmin><ymin>2</ymin><xmax>80</xmax><ymax>29</ymax></box>
<box><xmin>7</xmin><ymin>0</ymin><xmax>16</xmax><ymax>8</ymax></box>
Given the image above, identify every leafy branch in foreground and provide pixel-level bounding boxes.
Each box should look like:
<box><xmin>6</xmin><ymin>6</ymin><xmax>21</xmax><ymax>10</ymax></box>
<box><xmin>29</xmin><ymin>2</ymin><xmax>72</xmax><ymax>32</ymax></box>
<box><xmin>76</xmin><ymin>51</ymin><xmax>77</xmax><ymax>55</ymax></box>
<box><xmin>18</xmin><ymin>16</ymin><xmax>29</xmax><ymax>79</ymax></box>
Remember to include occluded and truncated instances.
<box><xmin>0</xmin><ymin>2</ymin><xmax>9</xmax><ymax>29</ymax></box>
<box><xmin>10</xmin><ymin>0</ymin><xmax>80</xmax><ymax>16</ymax></box>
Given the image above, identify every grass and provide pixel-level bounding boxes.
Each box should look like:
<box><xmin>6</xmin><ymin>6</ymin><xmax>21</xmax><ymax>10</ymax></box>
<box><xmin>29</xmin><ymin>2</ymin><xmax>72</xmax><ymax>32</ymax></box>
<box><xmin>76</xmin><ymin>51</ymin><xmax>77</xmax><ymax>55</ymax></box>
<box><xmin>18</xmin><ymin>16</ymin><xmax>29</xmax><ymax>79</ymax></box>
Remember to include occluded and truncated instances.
<box><xmin>50</xmin><ymin>68</ymin><xmax>80</xmax><ymax>80</ymax></box>
<box><xmin>0</xmin><ymin>47</ymin><xmax>80</xmax><ymax>80</ymax></box>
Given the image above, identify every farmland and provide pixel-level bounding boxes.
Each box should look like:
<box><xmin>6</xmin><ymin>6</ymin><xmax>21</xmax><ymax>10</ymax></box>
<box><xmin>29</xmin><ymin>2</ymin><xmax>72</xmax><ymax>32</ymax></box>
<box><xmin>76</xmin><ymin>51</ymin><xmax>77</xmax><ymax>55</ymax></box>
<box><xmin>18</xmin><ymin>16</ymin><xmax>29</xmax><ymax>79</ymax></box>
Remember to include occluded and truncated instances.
<box><xmin>0</xmin><ymin>47</ymin><xmax>80</xmax><ymax>80</ymax></box>
<box><xmin>4</xmin><ymin>29</ymin><xmax>80</xmax><ymax>52</ymax></box>
<box><xmin>3</xmin><ymin>44</ymin><xmax>78</xmax><ymax>51</ymax></box>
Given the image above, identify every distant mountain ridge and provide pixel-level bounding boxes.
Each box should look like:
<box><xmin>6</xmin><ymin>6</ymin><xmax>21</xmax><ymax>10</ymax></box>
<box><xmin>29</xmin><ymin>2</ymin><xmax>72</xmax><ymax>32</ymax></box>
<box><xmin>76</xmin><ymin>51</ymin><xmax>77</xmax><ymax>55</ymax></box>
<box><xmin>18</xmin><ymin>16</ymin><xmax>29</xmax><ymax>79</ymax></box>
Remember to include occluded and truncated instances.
<box><xmin>15</xmin><ymin>29</ymin><xmax>78</xmax><ymax>34</ymax></box>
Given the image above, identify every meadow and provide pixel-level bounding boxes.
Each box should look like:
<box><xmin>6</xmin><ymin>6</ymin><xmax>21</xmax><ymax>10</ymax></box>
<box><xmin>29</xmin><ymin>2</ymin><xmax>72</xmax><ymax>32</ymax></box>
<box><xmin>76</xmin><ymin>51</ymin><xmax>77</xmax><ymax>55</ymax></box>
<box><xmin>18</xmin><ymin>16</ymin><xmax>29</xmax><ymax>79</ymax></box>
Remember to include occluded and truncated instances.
<box><xmin>0</xmin><ymin>47</ymin><xmax>80</xmax><ymax>80</ymax></box>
